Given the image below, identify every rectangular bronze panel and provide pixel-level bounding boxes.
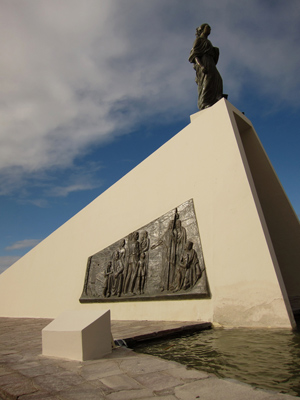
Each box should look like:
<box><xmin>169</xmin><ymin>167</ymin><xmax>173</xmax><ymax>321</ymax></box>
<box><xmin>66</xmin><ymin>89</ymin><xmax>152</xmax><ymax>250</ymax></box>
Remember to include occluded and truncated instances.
<box><xmin>80</xmin><ymin>199</ymin><xmax>210</xmax><ymax>303</ymax></box>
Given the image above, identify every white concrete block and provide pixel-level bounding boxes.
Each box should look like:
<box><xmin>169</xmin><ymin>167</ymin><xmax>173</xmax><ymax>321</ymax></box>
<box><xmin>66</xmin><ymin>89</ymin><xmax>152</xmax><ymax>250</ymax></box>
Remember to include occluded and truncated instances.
<box><xmin>42</xmin><ymin>309</ymin><xmax>111</xmax><ymax>361</ymax></box>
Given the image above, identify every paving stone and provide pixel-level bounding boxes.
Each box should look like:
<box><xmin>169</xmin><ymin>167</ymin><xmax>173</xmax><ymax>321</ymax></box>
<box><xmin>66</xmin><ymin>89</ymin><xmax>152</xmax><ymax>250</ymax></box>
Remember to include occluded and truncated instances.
<box><xmin>10</xmin><ymin>360</ymin><xmax>42</xmax><ymax>370</ymax></box>
<box><xmin>1</xmin><ymin>353</ymin><xmax>23</xmax><ymax>364</ymax></box>
<box><xmin>266</xmin><ymin>394</ymin><xmax>300</xmax><ymax>400</ymax></box>
<box><xmin>86</xmin><ymin>379</ymin><xmax>116</xmax><ymax>395</ymax></box>
<box><xmin>10</xmin><ymin>359</ymin><xmax>66</xmax><ymax>378</ymax></box>
<box><xmin>80</xmin><ymin>360</ymin><xmax>122</xmax><ymax>380</ymax></box>
<box><xmin>0</xmin><ymin>350</ymin><xmax>18</xmax><ymax>355</ymax></box>
<box><xmin>0</xmin><ymin>366</ymin><xmax>13</xmax><ymax>377</ymax></box>
<box><xmin>20</xmin><ymin>392</ymin><xmax>62</xmax><ymax>399</ymax></box>
<box><xmin>33</xmin><ymin>371</ymin><xmax>85</xmax><ymax>393</ymax></box>
<box><xmin>142</xmin><ymin>396</ymin><xmax>178</xmax><ymax>400</ymax></box>
<box><xmin>164</xmin><ymin>365</ymin><xmax>210</xmax><ymax>381</ymax></box>
<box><xmin>0</xmin><ymin>372</ymin><xmax>27</xmax><ymax>386</ymax></box>
<box><xmin>103</xmin><ymin>347</ymin><xmax>140</xmax><ymax>360</ymax></box>
<box><xmin>153</xmin><ymin>387</ymin><xmax>176</xmax><ymax>396</ymax></box>
<box><xmin>82</xmin><ymin>358</ymin><xmax>112</xmax><ymax>366</ymax></box>
<box><xmin>174</xmin><ymin>377</ymin><xmax>287</xmax><ymax>400</ymax></box>
<box><xmin>17</xmin><ymin>354</ymin><xmax>41</xmax><ymax>364</ymax></box>
<box><xmin>0</xmin><ymin>372</ymin><xmax>37</xmax><ymax>398</ymax></box>
<box><xmin>133</xmin><ymin>370</ymin><xmax>183</xmax><ymax>391</ymax></box>
<box><xmin>38</xmin><ymin>356</ymin><xmax>66</xmax><ymax>366</ymax></box>
<box><xmin>17</xmin><ymin>363</ymin><xmax>66</xmax><ymax>378</ymax></box>
<box><xmin>57</xmin><ymin>381</ymin><xmax>108</xmax><ymax>399</ymax></box>
<box><xmin>55</xmin><ymin>359</ymin><xmax>82</xmax><ymax>373</ymax></box>
<box><xmin>100</xmin><ymin>373</ymin><xmax>143</xmax><ymax>390</ymax></box>
<box><xmin>120</xmin><ymin>354</ymin><xmax>178</xmax><ymax>375</ymax></box>
<box><xmin>106</xmin><ymin>388</ymin><xmax>154</xmax><ymax>400</ymax></box>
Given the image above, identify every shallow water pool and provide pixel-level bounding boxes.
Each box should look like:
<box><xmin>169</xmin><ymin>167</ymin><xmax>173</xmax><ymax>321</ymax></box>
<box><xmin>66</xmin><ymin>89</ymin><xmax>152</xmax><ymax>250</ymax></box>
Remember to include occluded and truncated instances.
<box><xmin>133</xmin><ymin>328</ymin><xmax>300</xmax><ymax>397</ymax></box>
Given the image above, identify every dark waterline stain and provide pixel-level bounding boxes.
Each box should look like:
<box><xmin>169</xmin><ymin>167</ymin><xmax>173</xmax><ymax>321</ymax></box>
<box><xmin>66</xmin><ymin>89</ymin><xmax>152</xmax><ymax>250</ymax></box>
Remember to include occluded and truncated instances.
<box><xmin>133</xmin><ymin>328</ymin><xmax>300</xmax><ymax>397</ymax></box>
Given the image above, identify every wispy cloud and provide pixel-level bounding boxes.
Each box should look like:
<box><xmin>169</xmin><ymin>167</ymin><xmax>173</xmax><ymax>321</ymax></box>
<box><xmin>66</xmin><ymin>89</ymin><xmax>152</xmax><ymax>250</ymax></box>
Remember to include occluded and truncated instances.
<box><xmin>0</xmin><ymin>0</ymin><xmax>299</xmax><ymax>198</ymax></box>
<box><xmin>5</xmin><ymin>239</ymin><xmax>42</xmax><ymax>251</ymax></box>
<box><xmin>47</xmin><ymin>183</ymin><xmax>99</xmax><ymax>198</ymax></box>
<box><xmin>0</xmin><ymin>160</ymin><xmax>103</xmax><ymax>205</ymax></box>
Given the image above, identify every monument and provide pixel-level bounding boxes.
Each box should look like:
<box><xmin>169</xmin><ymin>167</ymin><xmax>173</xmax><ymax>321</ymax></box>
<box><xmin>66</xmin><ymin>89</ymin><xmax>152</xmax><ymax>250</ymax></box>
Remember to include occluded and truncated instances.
<box><xmin>0</xmin><ymin>27</ymin><xmax>299</xmax><ymax>329</ymax></box>
<box><xmin>189</xmin><ymin>23</ymin><xmax>224</xmax><ymax>110</ymax></box>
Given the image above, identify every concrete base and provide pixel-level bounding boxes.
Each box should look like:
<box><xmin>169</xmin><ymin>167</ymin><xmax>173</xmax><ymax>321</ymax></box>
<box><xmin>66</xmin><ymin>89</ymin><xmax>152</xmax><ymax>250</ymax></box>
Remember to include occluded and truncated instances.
<box><xmin>42</xmin><ymin>310</ymin><xmax>111</xmax><ymax>361</ymax></box>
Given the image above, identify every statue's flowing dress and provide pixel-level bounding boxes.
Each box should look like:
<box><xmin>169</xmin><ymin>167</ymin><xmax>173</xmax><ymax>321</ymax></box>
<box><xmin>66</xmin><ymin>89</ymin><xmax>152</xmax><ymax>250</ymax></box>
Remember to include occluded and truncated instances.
<box><xmin>189</xmin><ymin>37</ymin><xmax>223</xmax><ymax>110</ymax></box>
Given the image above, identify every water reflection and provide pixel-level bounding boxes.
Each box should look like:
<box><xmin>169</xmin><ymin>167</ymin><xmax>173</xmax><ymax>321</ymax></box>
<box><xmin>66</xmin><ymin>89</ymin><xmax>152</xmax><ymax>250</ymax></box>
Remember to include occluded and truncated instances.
<box><xmin>133</xmin><ymin>328</ymin><xmax>300</xmax><ymax>397</ymax></box>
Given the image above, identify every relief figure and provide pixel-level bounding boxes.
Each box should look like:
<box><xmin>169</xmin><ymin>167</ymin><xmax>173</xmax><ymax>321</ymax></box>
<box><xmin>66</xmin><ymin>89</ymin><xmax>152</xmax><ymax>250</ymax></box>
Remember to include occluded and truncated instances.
<box><xmin>137</xmin><ymin>252</ymin><xmax>147</xmax><ymax>294</ymax></box>
<box><xmin>174</xmin><ymin>241</ymin><xmax>202</xmax><ymax>291</ymax></box>
<box><xmin>118</xmin><ymin>239</ymin><xmax>128</xmax><ymax>293</ymax></box>
<box><xmin>124</xmin><ymin>231</ymin><xmax>140</xmax><ymax>294</ymax></box>
<box><xmin>103</xmin><ymin>261</ymin><xmax>114</xmax><ymax>297</ymax></box>
<box><xmin>84</xmin><ymin>256</ymin><xmax>92</xmax><ymax>296</ymax></box>
<box><xmin>112</xmin><ymin>251</ymin><xmax>124</xmax><ymax>297</ymax></box>
<box><xmin>139</xmin><ymin>230</ymin><xmax>150</xmax><ymax>292</ymax></box>
<box><xmin>175</xmin><ymin>219</ymin><xmax>187</xmax><ymax>265</ymax></box>
<box><xmin>151</xmin><ymin>218</ymin><xmax>177</xmax><ymax>291</ymax></box>
<box><xmin>140</xmin><ymin>231</ymin><xmax>150</xmax><ymax>254</ymax></box>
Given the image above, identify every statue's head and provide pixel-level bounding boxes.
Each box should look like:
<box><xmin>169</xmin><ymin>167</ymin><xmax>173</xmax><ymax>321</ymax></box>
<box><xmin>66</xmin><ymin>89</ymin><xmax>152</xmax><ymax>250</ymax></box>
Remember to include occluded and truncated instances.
<box><xmin>196</xmin><ymin>24</ymin><xmax>211</xmax><ymax>37</ymax></box>
<box><xmin>141</xmin><ymin>230</ymin><xmax>148</xmax><ymax>239</ymax></box>
<box><xmin>113</xmin><ymin>251</ymin><xmax>119</xmax><ymax>260</ymax></box>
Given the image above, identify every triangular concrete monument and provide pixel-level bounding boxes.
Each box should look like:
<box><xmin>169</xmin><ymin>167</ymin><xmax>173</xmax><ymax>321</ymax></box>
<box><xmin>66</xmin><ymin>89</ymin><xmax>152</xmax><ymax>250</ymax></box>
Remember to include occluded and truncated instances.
<box><xmin>0</xmin><ymin>99</ymin><xmax>299</xmax><ymax>328</ymax></box>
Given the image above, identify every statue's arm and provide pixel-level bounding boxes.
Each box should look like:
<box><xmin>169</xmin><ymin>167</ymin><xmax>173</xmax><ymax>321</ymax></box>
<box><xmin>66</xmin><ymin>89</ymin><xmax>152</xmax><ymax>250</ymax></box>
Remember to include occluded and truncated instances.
<box><xmin>195</xmin><ymin>57</ymin><xmax>208</xmax><ymax>74</ymax></box>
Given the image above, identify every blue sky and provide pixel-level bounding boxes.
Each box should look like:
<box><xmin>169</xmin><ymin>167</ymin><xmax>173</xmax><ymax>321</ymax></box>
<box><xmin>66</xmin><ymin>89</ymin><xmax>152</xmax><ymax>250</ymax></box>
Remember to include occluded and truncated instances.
<box><xmin>0</xmin><ymin>0</ymin><xmax>299</xmax><ymax>273</ymax></box>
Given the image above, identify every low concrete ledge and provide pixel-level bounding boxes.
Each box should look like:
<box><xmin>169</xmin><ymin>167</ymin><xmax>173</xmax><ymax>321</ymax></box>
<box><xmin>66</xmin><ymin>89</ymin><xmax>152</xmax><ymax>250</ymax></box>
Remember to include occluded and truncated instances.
<box><xmin>117</xmin><ymin>321</ymin><xmax>212</xmax><ymax>345</ymax></box>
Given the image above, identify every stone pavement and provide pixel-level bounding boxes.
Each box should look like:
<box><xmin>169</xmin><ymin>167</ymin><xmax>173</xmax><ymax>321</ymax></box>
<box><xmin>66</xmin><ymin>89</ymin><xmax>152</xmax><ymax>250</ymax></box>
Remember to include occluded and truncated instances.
<box><xmin>0</xmin><ymin>317</ymin><xmax>298</xmax><ymax>400</ymax></box>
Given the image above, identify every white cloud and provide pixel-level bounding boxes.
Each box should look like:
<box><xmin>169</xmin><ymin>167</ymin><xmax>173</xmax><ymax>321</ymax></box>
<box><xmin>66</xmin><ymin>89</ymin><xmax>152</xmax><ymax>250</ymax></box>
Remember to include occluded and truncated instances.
<box><xmin>5</xmin><ymin>239</ymin><xmax>42</xmax><ymax>251</ymax></box>
<box><xmin>0</xmin><ymin>0</ymin><xmax>299</xmax><ymax>196</ymax></box>
<box><xmin>47</xmin><ymin>183</ymin><xmax>99</xmax><ymax>198</ymax></box>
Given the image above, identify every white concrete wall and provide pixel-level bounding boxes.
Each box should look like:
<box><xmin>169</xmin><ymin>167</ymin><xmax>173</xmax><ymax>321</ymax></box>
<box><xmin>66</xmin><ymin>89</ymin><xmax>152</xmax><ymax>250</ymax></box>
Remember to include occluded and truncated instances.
<box><xmin>0</xmin><ymin>99</ymin><xmax>294</xmax><ymax>328</ymax></box>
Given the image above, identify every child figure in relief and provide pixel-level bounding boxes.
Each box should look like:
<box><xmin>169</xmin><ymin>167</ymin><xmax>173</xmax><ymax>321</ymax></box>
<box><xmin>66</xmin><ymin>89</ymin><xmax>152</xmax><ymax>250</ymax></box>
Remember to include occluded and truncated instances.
<box><xmin>137</xmin><ymin>252</ymin><xmax>147</xmax><ymax>295</ymax></box>
<box><xmin>103</xmin><ymin>261</ymin><xmax>114</xmax><ymax>297</ymax></box>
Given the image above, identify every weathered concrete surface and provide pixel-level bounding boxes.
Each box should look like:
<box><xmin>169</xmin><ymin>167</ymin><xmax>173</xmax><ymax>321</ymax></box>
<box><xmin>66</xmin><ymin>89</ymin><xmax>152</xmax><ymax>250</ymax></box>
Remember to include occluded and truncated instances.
<box><xmin>0</xmin><ymin>317</ymin><xmax>297</xmax><ymax>400</ymax></box>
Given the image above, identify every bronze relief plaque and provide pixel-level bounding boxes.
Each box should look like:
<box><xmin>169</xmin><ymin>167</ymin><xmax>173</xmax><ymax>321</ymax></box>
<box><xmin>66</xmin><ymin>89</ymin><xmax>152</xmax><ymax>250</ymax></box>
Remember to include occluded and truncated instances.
<box><xmin>79</xmin><ymin>199</ymin><xmax>210</xmax><ymax>303</ymax></box>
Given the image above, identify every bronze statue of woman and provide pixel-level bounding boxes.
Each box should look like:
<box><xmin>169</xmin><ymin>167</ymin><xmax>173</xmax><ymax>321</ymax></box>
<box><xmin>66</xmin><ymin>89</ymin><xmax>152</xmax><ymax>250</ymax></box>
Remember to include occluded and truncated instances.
<box><xmin>189</xmin><ymin>24</ymin><xmax>223</xmax><ymax>110</ymax></box>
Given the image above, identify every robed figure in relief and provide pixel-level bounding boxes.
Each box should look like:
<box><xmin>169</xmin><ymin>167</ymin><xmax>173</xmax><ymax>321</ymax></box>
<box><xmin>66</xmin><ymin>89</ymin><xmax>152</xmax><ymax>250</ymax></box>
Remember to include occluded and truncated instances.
<box><xmin>189</xmin><ymin>24</ymin><xmax>223</xmax><ymax>110</ymax></box>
